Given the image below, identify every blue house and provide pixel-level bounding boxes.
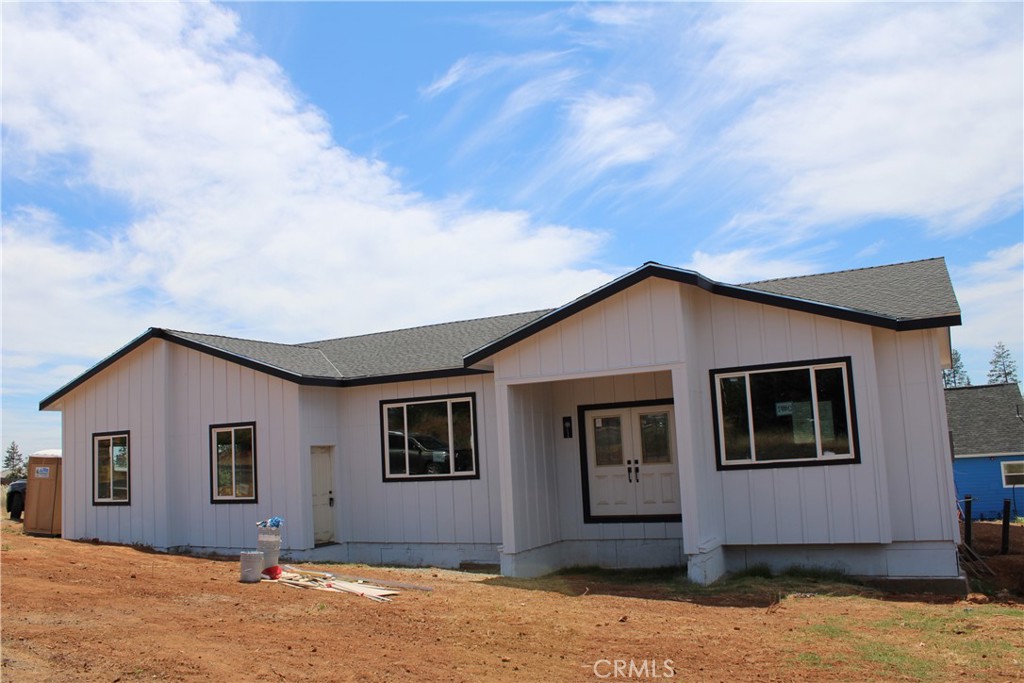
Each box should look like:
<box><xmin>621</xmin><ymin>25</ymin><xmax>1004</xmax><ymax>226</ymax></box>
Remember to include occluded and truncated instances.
<box><xmin>946</xmin><ymin>383</ymin><xmax>1024</xmax><ymax>519</ymax></box>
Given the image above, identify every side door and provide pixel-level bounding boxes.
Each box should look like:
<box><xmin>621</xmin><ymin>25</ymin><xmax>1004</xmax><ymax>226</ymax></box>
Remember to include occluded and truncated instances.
<box><xmin>310</xmin><ymin>446</ymin><xmax>335</xmax><ymax>545</ymax></box>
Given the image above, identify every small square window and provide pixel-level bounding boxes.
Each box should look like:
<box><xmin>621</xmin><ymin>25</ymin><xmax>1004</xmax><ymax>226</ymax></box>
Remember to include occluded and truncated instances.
<box><xmin>1002</xmin><ymin>461</ymin><xmax>1024</xmax><ymax>487</ymax></box>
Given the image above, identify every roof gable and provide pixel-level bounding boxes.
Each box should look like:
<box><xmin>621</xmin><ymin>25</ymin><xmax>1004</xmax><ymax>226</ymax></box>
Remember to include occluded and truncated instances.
<box><xmin>463</xmin><ymin>259</ymin><xmax>961</xmax><ymax>367</ymax></box>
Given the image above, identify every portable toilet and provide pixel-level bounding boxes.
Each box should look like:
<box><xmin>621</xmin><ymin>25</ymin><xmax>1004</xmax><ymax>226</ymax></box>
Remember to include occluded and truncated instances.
<box><xmin>24</xmin><ymin>452</ymin><xmax>62</xmax><ymax>536</ymax></box>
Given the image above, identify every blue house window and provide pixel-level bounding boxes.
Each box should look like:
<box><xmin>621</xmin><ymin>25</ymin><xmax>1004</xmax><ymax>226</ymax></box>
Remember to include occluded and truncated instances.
<box><xmin>1002</xmin><ymin>461</ymin><xmax>1024</xmax><ymax>487</ymax></box>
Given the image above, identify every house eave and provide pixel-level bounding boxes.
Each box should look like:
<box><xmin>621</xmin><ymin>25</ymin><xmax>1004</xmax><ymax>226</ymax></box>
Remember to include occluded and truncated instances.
<box><xmin>39</xmin><ymin>329</ymin><xmax>496</xmax><ymax>411</ymax></box>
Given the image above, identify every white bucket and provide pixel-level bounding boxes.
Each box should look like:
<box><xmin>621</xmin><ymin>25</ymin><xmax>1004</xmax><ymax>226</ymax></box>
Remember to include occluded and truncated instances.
<box><xmin>257</xmin><ymin>527</ymin><xmax>281</xmax><ymax>569</ymax></box>
<box><xmin>239</xmin><ymin>550</ymin><xmax>264</xmax><ymax>583</ymax></box>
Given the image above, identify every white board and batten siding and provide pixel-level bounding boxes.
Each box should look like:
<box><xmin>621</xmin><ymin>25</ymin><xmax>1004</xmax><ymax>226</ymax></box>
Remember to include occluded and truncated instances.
<box><xmin>165</xmin><ymin>345</ymin><xmax>304</xmax><ymax>551</ymax></box>
<box><xmin>59</xmin><ymin>339</ymin><xmax>171</xmax><ymax>548</ymax></box>
<box><xmin>684</xmin><ymin>288</ymin><xmax>895</xmax><ymax>547</ymax></box>
<box><xmin>872</xmin><ymin>328</ymin><xmax>959</xmax><ymax>543</ymax></box>
<box><xmin>59</xmin><ymin>339</ymin><xmax>307</xmax><ymax>552</ymax></box>
<box><xmin>334</xmin><ymin>375</ymin><xmax>503</xmax><ymax>555</ymax></box>
<box><xmin>494</xmin><ymin>278</ymin><xmax>687</xmax><ymax>381</ymax></box>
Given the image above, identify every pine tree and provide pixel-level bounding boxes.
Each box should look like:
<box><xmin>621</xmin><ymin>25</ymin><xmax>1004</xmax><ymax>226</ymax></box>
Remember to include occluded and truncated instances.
<box><xmin>943</xmin><ymin>348</ymin><xmax>972</xmax><ymax>388</ymax></box>
<box><xmin>987</xmin><ymin>341</ymin><xmax>1019</xmax><ymax>384</ymax></box>
<box><xmin>3</xmin><ymin>441</ymin><xmax>26</xmax><ymax>480</ymax></box>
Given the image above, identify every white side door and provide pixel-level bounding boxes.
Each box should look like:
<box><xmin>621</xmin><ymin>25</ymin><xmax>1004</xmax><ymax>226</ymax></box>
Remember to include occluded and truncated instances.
<box><xmin>311</xmin><ymin>446</ymin><xmax>335</xmax><ymax>545</ymax></box>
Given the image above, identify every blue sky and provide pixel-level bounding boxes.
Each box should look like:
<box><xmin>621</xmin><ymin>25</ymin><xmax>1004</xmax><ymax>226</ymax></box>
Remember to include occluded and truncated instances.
<box><xmin>2</xmin><ymin>2</ymin><xmax>1022</xmax><ymax>455</ymax></box>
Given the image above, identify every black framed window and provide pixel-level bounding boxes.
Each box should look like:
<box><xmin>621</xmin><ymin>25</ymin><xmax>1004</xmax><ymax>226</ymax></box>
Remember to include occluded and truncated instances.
<box><xmin>711</xmin><ymin>357</ymin><xmax>859</xmax><ymax>470</ymax></box>
<box><xmin>210</xmin><ymin>422</ymin><xmax>257</xmax><ymax>502</ymax></box>
<box><xmin>93</xmin><ymin>431</ymin><xmax>130</xmax><ymax>505</ymax></box>
<box><xmin>381</xmin><ymin>394</ymin><xmax>479</xmax><ymax>481</ymax></box>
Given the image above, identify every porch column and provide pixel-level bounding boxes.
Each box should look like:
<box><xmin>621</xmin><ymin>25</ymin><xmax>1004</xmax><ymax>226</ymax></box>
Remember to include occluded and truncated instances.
<box><xmin>494</xmin><ymin>380</ymin><xmax>519</xmax><ymax>559</ymax></box>
<box><xmin>670</xmin><ymin>364</ymin><xmax>727</xmax><ymax>584</ymax></box>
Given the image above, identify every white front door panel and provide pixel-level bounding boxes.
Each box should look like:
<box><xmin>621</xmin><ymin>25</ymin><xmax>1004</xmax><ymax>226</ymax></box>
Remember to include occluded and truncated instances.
<box><xmin>585</xmin><ymin>405</ymin><xmax>680</xmax><ymax>519</ymax></box>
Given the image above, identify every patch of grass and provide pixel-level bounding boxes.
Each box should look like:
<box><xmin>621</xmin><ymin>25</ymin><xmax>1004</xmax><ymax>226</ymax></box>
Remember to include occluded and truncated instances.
<box><xmin>804</xmin><ymin>618</ymin><xmax>851</xmax><ymax>639</ymax></box>
<box><xmin>854</xmin><ymin>642</ymin><xmax>936</xmax><ymax>681</ymax></box>
<box><xmin>793</xmin><ymin>652</ymin><xmax>824</xmax><ymax>666</ymax></box>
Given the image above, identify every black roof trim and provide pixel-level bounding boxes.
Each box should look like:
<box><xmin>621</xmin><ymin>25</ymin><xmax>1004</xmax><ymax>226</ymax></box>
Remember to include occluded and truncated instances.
<box><xmin>40</xmin><ymin>328</ymin><xmax>158</xmax><ymax>410</ymax></box>
<box><xmin>38</xmin><ymin>329</ymin><xmax>329</xmax><ymax>410</ymax></box>
<box><xmin>463</xmin><ymin>263</ymin><xmax>960</xmax><ymax>366</ymax></box>
<box><xmin>39</xmin><ymin>328</ymin><xmax>493</xmax><ymax>410</ymax></box>
<box><xmin>341</xmin><ymin>367</ymin><xmax>491</xmax><ymax>387</ymax></box>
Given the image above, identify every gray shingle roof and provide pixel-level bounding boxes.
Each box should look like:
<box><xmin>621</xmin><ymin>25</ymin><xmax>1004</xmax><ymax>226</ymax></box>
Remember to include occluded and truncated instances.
<box><xmin>40</xmin><ymin>257</ymin><xmax>963</xmax><ymax>409</ymax></box>
<box><xmin>945</xmin><ymin>383</ymin><xmax>1024</xmax><ymax>456</ymax></box>
<box><xmin>167</xmin><ymin>331</ymin><xmax>343</xmax><ymax>379</ymax></box>
<box><xmin>306</xmin><ymin>310</ymin><xmax>549</xmax><ymax>379</ymax></box>
<box><xmin>743</xmin><ymin>257</ymin><xmax>960</xmax><ymax>321</ymax></box>
<box><xmin>163</xmin><ymin>310</ymin><xmax>549</xmax><ymax>382</ymax></box>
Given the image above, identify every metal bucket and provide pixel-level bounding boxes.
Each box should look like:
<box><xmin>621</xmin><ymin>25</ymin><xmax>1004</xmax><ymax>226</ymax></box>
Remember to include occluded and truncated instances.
<box><xmin>239</xmin><ymin>550</ymin><xmax>264</xmax><ymax>583</ymax></box>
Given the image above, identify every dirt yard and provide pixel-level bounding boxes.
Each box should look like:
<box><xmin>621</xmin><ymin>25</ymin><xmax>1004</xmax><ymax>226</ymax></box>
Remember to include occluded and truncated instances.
<box><xmin>1</xmin><ymin>519</ymin><xmax>1021</xmax><ymax>683</ymax></box>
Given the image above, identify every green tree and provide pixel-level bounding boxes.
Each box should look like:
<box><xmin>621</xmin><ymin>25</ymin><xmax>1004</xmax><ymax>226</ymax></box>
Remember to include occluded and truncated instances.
<box><xmin>3</xmin><ymin>441</ymin><xmax>26</xmax><ymax>480</ymax></box>
<box><xmin>987</xmin><ymin>341</ymin><xmax>1019</xmax><ymax>384</ymax></box>
<box><xmin>942</xmin><ymin>348</ymin><xmax>972</xmax><ymax>388</ymax></box>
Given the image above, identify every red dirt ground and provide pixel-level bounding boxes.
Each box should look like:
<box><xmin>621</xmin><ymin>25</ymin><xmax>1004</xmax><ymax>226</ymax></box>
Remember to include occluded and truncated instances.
<box><xmin>2</xmin><ymin>519</ymin><xmax>1021</xmax><ymax>683</ymax></box>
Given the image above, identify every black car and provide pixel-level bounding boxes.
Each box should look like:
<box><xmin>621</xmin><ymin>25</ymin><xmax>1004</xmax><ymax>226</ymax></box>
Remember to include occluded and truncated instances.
<box><xmin>388</xmin><ymin>432</ymin><xmax>473</xmax><ymax>476</ymax></box>
<box><xmin>6</xmin><ymin>479</ymin><xmax>26</xmax><ymax>520</ymax></box>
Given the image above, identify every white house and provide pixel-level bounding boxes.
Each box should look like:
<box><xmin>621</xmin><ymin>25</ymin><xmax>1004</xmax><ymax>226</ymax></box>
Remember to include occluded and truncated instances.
<box><xmin>40</xmin><ymin>258</ymin><xmax>963</xmax><ymax>584</ymax></box>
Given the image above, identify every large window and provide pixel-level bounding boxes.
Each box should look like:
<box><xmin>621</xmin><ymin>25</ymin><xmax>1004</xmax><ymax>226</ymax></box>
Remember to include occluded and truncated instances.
<box><xmin>210</xmin><ymin>422</ymin><xmax>257</xmax><ymax>502</ymax></box>
<box><xmin>711</xmin><ymin>357</ymin><xmax>859</xmax><ymax>470</ymax></box>
<box><xmin>381</xmin><ymin>394</ymin><xmax>478</xmax><ymax>481</ymax></box>
<box><xmin>1002</xmin><ymin>461</ymin><xmax>1024</xmax><ymax>487</ymax></box>
<box><xmin>93</xmin><ymin>431</ymin><xmax>130</xmax><ymax>504</ymax></box>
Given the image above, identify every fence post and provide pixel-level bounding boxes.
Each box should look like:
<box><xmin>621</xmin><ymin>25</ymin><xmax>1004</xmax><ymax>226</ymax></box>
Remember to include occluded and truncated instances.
<box><xmin>1002</xmin><ymin>499</ymin><xmax>1012</xmax><ymax>555</ymax></box>
<box><xmin>964</xmin><ymin>495</ymin><xmax>973</xmax><ymax>549</ymax></box>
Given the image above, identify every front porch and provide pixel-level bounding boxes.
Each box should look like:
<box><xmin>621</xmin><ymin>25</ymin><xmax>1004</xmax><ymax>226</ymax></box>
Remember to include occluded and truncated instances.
<box><xmin>493</xmin><ymin>368</ymin><xmax>726</xmax><ymax>582</ymax></box>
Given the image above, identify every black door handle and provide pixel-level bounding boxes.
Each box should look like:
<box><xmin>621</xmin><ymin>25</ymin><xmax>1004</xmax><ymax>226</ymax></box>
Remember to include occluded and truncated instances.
<box><xmin>329</xmin><ymin>496</ymin><xmax>334</xmax><ymax>507</ymax></box>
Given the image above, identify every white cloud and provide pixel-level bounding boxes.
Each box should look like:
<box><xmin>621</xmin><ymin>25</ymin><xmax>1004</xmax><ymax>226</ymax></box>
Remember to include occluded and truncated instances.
<box><xmin>0</xmin><ymin>3</ymin><xmax>613</xmax><ymax>448</ymax></box>
<box><xmin>421</xmin><ymin>51</ymin><xmax>567</xmax><ymax>99</ymax></box>
<box><xmin>704</xmin><ymin>3</ymin><xmax>1023</xmax><ymax>239</ymax></box>
<box><xmin>434</xmin><ymin>3</ymin><xmax>1021</xmax><ymax>244</ymax></box>
<box><xmin>949</xmin><ymin>243</ymin><xmax>1024</xmax><ymax>383</ymax></box>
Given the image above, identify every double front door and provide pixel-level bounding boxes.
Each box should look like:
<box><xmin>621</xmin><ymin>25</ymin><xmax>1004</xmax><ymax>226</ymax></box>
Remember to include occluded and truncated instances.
<box><xmin>584</xmin><ymin>404</ymin><xmax>680</xmax><ymax>518</ymax></box>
